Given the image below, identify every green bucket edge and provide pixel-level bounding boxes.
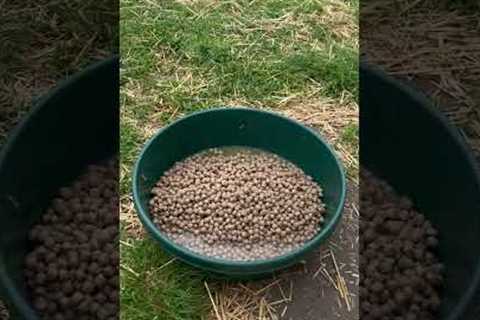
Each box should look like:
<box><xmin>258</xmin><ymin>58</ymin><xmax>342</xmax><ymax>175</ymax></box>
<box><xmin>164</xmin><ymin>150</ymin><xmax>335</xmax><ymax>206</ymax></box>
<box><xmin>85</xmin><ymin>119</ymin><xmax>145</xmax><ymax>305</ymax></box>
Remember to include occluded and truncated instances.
<box><xmin>361</xmin><ymin>61</ymin><xmax>480</xmax><ymax>320</ymax></box>
<box><xmin>132</xmin><ymin>107</ymin><xmax>347</xmax><ymax>276</ymax></box>
<box><xmin>0</xmin><ymin>56</ymin><xmax>119</xmax><ymax>320</ymax></box>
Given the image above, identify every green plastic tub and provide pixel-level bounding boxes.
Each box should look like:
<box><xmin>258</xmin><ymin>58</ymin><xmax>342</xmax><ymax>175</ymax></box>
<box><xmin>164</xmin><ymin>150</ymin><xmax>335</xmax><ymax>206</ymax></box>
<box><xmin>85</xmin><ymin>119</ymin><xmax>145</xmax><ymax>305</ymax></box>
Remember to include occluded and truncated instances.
<box><xmin>133</xmin><ymin>108</ymin><xmax>346</xmax><ymax>277</ymax></box>
<box><xmin>0</xmin><ymin>57</ymin><xmax>119</xmax><ymax>319</ymax></box>
<box><xmin>361</xmin><ymin>63</ymin><xmax>480</xmax><ymax>320</ymax></box>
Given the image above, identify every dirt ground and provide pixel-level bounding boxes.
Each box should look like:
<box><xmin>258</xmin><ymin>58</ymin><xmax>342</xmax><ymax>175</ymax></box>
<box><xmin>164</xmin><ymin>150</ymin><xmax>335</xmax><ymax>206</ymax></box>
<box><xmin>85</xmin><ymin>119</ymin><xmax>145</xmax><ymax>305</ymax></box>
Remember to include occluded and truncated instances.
<box><xmin>271</xmin><ymin>183</ymin><xmax>358</xmax><ymax>320</ymax></box>
<box><xmin>273</xmin><ymin>104</ymin><xmax>359</xmax><ymax>318</ymax></box>
<box><xmin>199</xmin><ymin>181</ymin><xmax>358</xmax><ymax>320</ymax></box>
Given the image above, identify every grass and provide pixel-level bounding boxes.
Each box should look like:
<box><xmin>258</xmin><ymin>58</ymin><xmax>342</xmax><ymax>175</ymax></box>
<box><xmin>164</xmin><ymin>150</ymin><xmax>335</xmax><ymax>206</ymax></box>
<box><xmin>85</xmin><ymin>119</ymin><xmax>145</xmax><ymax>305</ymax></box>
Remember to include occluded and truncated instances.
<box><xmin>341</xmin><ymin>123</ymin><xmax>359</xmax><ymax>151</ymax></box>
<box><xmin>121</xmin><ymin>235</ymin><xmax>210</xmax><ymax>320</ymax></box>
<box><xmin>121</xmin><ymin>0</ymin><xmax>357</xmax><ymax>91</ymax></box>
<box><xmin>120</xmin><ymin>0</ymin><xmax>358</xmax><ymax>191</ymax></box>
<box><xmin>120</xmin><ymin>0</ymin><xmax>358</xmax><ymax>319</ymax></box>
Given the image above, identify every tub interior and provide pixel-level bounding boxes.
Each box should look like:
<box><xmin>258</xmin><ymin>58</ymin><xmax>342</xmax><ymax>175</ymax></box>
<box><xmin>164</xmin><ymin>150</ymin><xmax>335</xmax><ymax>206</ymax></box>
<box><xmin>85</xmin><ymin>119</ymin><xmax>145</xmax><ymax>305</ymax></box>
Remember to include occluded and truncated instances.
<box><xmin>360</xmin><ymin>64</ymin><xmax>480</xmax><ymax>319</ymax></box>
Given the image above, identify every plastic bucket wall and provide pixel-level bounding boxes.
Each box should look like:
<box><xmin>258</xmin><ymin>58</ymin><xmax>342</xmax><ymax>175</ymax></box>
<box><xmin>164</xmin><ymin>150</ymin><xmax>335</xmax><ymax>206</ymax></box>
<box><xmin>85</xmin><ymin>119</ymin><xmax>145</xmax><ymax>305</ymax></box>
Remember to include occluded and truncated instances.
<box><xmin>133</xmin><ymin>108</ymin><xmax>346</xmax><ymax>277</ymax></box>
<box><xmin>360</xmin><ymin>63</ymin><xmax>480</xmax><ymax>320</ymax></box>
<box><xmin>0</xmin><ymin>57</ymin><xmax>119</xmax><ymax>319</ymax></box>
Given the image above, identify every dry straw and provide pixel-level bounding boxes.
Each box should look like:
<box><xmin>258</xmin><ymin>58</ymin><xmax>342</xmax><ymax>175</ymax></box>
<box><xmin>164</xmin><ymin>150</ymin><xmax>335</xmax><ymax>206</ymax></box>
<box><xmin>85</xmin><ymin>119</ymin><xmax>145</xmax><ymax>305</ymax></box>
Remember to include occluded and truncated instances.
<box><xmin>362</xmin><ymin>0</ymin><xmax>480</xmax><ymax>158</ymax></box>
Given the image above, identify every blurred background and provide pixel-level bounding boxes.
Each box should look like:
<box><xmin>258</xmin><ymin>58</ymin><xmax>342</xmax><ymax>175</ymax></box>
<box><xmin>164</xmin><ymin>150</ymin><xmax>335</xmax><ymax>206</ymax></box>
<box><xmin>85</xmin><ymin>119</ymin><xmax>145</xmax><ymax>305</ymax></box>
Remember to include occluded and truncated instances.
<box><xmin>0</xmin><ymin>0</ymin><xmax>118</xmax><ymax>147</ymax></box>
<box><xmin>0</xmin><ymin>1</ymin><xmax>118</xmax><ymax>318</ymax></box>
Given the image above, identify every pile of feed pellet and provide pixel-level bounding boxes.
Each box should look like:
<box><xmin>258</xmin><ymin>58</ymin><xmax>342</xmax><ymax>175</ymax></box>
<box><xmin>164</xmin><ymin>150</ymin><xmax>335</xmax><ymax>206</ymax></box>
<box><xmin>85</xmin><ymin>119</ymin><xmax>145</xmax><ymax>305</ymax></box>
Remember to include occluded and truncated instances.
<box><xmin>360</xmin><ymin>169</ymin><xmax>443</xmax><ymax>320</ymax></box>
<box><xmin>24</xmin><ymin>159</ymin><xmax>118</xmax><ymax>320</ymax></box>
<box><xmin>150</xmin><ymin>147</ymin><xmax>326</xmax><ymax>261</ymax></box>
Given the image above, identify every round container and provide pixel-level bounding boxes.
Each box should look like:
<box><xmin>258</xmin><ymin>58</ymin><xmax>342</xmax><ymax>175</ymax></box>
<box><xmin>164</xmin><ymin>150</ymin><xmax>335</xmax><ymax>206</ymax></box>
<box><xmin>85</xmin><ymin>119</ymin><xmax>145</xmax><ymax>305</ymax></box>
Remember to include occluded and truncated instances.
<box><xmin>361</xmin><ymin>63</ymin><xmax>480</xmax><ymax>320</ymax></box>
<box><xmin>0</xmin><ymin>57</ymin><xmax>119</xmax><ymax>319</ymax></box>
<box><xmin>133</xmin><ymin>108</ymin><xmax>346</xmax><ymax>277</ymax></box>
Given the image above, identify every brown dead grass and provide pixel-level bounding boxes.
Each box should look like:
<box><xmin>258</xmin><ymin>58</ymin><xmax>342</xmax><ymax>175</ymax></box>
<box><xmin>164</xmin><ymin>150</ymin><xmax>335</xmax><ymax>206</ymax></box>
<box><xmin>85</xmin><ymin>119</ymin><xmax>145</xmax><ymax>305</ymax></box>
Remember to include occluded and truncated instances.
<box><xmin>120</xmin><ymin>194</ymin><xmax>146</xmax><ymax>238</ymax></box>
<box><xmin>320</xmin><ymin>0</ymin><xmax>359</xmax><ymax>47</ymax></box>
<box><xmin>205</xmin><ymin>280</ymin><xmax>290</xmax><ymax>320</ymax></box>
<box><xmin>0</xmin><ymin>0</ymin><xmax>117</xmax><ymax>147</ymax></box>
<box><xmin>281</xmin><ymin>98</ymin><xmax>359</xmax><ymax>182</ymax></box>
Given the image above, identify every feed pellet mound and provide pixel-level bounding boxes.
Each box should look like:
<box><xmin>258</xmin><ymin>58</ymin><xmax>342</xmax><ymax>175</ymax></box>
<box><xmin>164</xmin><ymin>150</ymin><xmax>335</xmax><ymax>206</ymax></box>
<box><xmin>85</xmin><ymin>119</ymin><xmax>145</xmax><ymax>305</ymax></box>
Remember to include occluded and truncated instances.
<box><xmin>360</xmin><ymin>169</ymin><xmax>443</xmax><ymax>320</ymax></box>
<box><xmin>24</xmin><ymin>159</ymin><xmax>118</xmax><ymax>320</ymax></box>
<box><xmin>150</xmin><ymin>147</ymin><xmax>327</xmax><ymax>261</ymax></box>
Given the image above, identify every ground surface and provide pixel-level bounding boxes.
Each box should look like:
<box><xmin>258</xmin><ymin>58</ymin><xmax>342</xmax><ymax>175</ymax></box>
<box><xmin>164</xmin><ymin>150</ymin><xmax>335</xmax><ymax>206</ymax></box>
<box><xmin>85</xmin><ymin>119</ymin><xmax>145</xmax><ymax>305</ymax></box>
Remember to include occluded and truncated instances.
<box><xmin>120</xmin><ymin>0</ymin><xmax>359</xmax><ymax>319</ymax></box>
<box><xmin>269</xmin><ymin>184</ymin><xmax>358</xmax><ymax>320</ymax></box>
